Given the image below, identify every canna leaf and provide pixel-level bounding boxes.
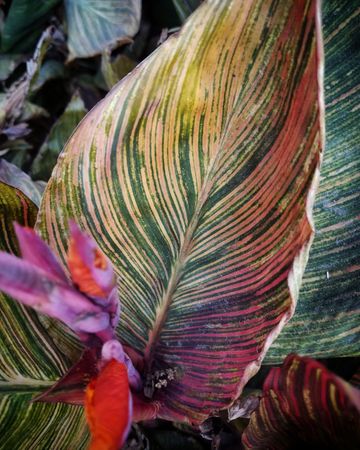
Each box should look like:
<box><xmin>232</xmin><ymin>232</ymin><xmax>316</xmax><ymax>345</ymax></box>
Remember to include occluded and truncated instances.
<box><xmin>0</xmin><ymin>182</ymin><xmax>88</xmax><ymax>449</ymax></box>
<box><xmin>265</xmin><ymin>0</ymin><xmax>360</xmax><ymax>363</ymax></box>
<box><xmin>242</xmin><ymin>354</ymin><xmax>360</xmax><ymax>449</ymax></box>
<box><xmin>64</xmin><ymin>0</ymin><xmax>142</xmax><ymax>60</ymax></box>
<box><xmin>38</xmin><ymin>0</ymin><xmax>323</xmax><ymax>424</ymax></box>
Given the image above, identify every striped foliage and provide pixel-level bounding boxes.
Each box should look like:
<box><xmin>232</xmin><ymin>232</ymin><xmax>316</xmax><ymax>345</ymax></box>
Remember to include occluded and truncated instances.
<box><xmin>266</xmin><ymin>0</ymin><xmax>360</xmax><ymax>362</ymax></box>
<box><xmin>242</xmin><ymin>354</ymin><xmax>360</xmax><ymax>449</ymax></box>
<box><xmin>0</xmin><ymin>182</ymin><xmax>88</xmax><ymax>449</ymax></box>
<box><xmin>65</xmin><ymin>0</ymin><xmax>141</xmax><ymax>59</ymax></box>
<box><xmin>37</xmin><ymin>0</ymin><xmax>323</xmax><ymax>423</ymax></box>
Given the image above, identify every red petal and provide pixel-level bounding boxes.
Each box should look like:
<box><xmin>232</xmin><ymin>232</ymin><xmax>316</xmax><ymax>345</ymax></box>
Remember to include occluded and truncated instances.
<box><xmin>85</xmin><ymin>360</ymin><xmax>132</xmax><ymax>450</ymax></box>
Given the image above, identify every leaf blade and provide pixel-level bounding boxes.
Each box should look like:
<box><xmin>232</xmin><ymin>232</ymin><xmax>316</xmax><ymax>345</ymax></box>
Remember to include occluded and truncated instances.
<box><xmin>38</xmin><ymin>0</ymin><xmax>323</xmax><ymax>423</ymax></box>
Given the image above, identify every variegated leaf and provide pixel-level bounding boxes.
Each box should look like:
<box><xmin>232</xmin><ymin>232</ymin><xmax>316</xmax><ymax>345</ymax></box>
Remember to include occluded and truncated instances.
<box><xmin>38</xmin><ymin>0</ymin><xmax>323</xmax><ymax>423</ymax></box>
<box><xmin>266</xmin><ymin>0</ymin><xmax>360</xmax><ymax>363</ymax></box>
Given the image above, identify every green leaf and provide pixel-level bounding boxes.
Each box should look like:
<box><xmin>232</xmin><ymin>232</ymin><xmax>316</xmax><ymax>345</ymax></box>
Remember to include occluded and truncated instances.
<box><xmin>31</xmin><ymin>93</ymin><xmax>87</xmax><ymax>181</ymax></box>
<box><xmin>20</xmin><ymin>101</ymin><xmax>49</xmax><ymax>122</ymax></box>
<box><xmin>0</xmin><ymin>181</ymin><xmax>88</xmax><ymax>449</ymax></box>
<box><xmin>172</xmin><ymin>0</ymin><xmax>202</xmax><ymax>22</ymax></box>
<box><xmin>64</xmin><ymin>0</ymin><xmax>141</xmax><ymax>60</ymax></box>
<box><xmin>1</xmin><ymin>0</ymin><xmax>60</xmax><ymax>53</ymax></box>
<box><xmin>38</xmin><ymin>0</ymin><xmax>323</xmax><ymax>423</ymax></box>
<box><xmin>265</xmin><ymin>0</ymin><xmax>360</xmax><ymax>363</ymax></box>
<box><xmin>0</xmin><ymin>159</ymin><xmax>43</xmax><ymax>207</ymax></box>
<box><xmin>242</xmin><ymin>354</ymin><xmax>360</xmax><ymax>449</ymax></box>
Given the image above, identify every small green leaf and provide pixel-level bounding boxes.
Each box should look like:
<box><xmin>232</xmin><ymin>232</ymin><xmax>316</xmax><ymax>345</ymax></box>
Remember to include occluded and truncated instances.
<box><xmin>0</xmin><ymin>54</ymin><xmax>23</xmax><ymax>81</ymax></box>
<box><xmin>30</xmin><ymin>59</ymin><xmax>66</xmax><ymax>93</ymax></box>
<box><xmin>31</xmin><ymin>93</ymin><xmax>87</xmax><ymax>181</ymax></box>
<box><xmin>20</xmin><ymin>102</ymin><xmax>49</xmax><ymax>122</ymax></box>
<box><xmin>64</xmin><ymin>0</ymin><xmax>141</xmax><ymax>60</ymax></box>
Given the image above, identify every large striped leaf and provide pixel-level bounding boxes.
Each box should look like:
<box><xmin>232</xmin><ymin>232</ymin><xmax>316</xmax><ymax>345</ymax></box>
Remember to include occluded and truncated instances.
<box><xmin>37</xmin><ymin>0</ymin><xmax>323</xmax><ymax>423</ymax></box>
<box><xmin>266</xmin><ymin>0</ymin><xmax>360</xmax><ymax>362</ymax></box>
<box><xmin>0</xmin><ymin>181</ymin><xmax>88</xmax><ymax>449</ymax></box>
<box><xmin>64</xmin><ymin>0</ymin><xmax>141</xmax><ymax>60</ymax></box>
